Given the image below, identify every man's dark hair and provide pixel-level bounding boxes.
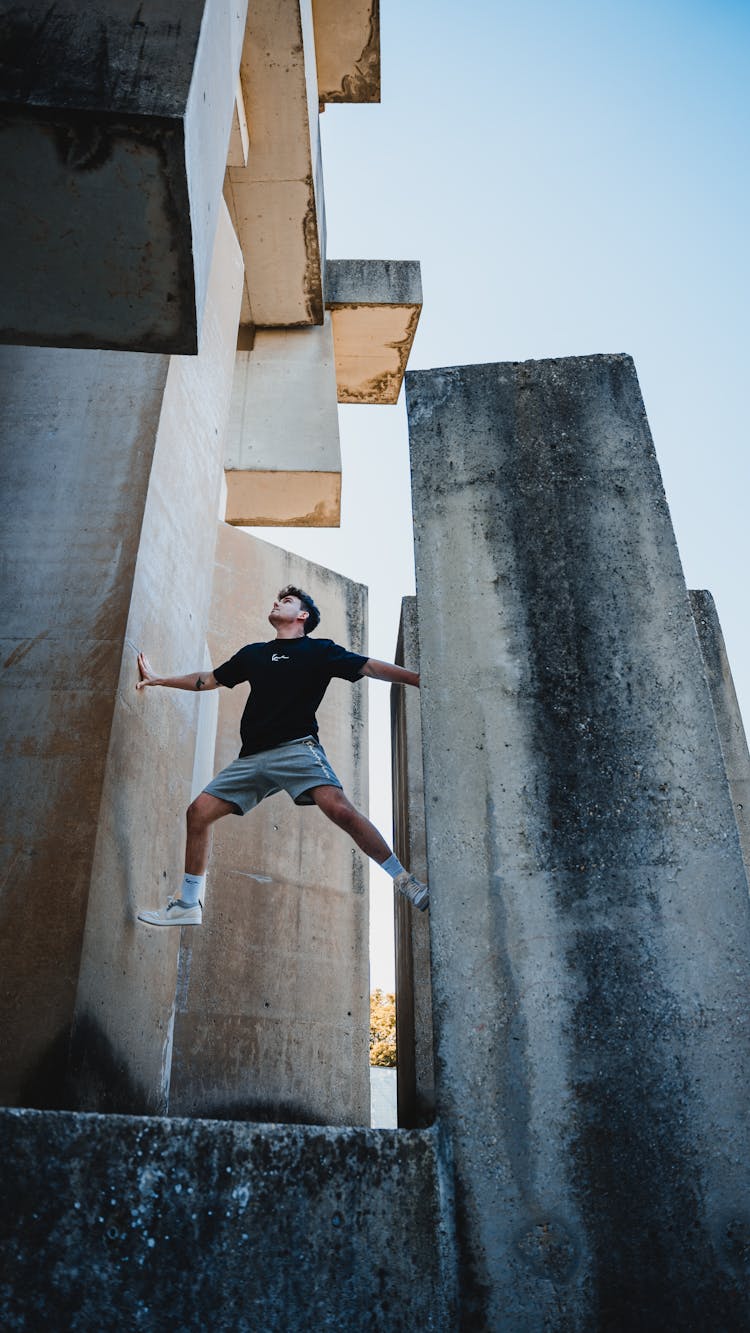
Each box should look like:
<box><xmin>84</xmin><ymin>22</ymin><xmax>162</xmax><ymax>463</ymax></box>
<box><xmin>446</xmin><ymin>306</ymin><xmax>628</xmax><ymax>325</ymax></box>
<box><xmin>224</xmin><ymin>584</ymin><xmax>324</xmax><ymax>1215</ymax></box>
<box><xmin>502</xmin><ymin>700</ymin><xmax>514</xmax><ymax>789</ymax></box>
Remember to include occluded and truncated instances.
<box><xmin>279</xmin><ymin>584</ymin><xmax>320</xmax><ymax>635</ymax></box>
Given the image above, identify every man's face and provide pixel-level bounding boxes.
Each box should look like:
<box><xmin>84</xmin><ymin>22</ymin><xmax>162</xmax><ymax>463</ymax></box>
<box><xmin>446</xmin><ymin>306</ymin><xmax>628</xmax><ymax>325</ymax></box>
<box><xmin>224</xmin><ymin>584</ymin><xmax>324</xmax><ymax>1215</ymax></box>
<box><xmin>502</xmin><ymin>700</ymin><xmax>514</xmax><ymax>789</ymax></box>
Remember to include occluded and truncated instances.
<box><xmin>268</xmin><ymin>592</ymin><xmax>306</xmax><ymax>633</ymax></box>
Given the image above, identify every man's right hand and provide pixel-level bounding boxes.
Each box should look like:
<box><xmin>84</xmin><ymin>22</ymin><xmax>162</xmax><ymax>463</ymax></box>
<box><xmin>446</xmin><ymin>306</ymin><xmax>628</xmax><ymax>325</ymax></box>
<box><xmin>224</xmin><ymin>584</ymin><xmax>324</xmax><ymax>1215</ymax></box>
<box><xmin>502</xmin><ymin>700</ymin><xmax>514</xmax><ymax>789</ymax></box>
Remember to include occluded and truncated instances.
<box><xmin>136</xmin><ymin>652</ymin><xmax>160</xmax><ymax>690</ymax></box>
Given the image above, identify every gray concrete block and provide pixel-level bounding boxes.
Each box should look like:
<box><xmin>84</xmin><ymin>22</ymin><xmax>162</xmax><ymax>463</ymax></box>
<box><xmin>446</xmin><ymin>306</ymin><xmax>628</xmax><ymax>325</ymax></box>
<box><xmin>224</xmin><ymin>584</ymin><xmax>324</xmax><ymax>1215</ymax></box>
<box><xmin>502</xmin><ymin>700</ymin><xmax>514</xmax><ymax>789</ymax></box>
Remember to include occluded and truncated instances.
<box><xmin>0</xmin><ymin>1107</ymin><xmax>457</xmax><ymax>1332</ymax></box>
<box><xmin>325</xmin><ymin>259</ymin><xmax>422</xmax><ymax>307</ymax></box>
<box><xmin>0</xmin><ymin>0</ymin><xmax>246</xmax><ymax>352</ymax></box>
<box><xmin>406</xmin><ymin>354</ymin><xmax>750</xmax><ymax>1329</ymax></box>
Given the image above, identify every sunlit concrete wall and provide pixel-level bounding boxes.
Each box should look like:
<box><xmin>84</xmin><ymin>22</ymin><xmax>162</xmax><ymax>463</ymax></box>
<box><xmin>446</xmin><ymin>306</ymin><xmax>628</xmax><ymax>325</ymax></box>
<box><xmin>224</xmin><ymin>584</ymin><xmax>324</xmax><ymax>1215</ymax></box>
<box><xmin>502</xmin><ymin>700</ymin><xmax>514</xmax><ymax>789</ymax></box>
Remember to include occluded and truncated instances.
<box><xmin>169</xmin><ymin>523</ymin><xmax>370</xmax><ymax>1125</ymax></box>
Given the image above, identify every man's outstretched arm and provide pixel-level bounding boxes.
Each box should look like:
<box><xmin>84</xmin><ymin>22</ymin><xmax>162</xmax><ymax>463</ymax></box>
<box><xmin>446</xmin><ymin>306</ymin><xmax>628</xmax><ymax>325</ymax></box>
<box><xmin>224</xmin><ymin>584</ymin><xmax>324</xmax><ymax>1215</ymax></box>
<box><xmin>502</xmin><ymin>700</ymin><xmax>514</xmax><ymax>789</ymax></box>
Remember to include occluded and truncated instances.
<box><xmin>361</xmin><ymin>658</ymin><xmax>419</xmax><ymax>688</ymax></box>
<box><xmin>136</xmin><ymin>652</ymin><xmax>220</xmax><ymax>692</ymax></box>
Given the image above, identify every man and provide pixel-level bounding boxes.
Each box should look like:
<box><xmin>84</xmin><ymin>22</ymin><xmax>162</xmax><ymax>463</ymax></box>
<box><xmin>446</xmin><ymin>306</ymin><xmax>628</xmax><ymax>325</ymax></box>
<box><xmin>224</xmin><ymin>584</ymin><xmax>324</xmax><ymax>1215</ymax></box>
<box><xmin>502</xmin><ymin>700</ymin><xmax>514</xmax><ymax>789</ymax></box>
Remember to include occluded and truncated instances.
<box><xmin>135</xmin><ymin>585</ymin><xmax>429</xmax><ymax>925</ymax></box>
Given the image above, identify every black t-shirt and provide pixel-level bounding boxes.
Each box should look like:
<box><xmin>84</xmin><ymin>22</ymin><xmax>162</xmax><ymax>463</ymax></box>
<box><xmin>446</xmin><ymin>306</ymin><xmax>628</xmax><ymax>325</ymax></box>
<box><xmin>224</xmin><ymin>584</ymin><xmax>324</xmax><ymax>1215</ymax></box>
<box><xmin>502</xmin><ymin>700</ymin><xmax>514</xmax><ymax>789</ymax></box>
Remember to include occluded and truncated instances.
<box><xmin>213</xmin><ymin>637</ymin><xmax>368</xmax><ymax>757</ymax></box>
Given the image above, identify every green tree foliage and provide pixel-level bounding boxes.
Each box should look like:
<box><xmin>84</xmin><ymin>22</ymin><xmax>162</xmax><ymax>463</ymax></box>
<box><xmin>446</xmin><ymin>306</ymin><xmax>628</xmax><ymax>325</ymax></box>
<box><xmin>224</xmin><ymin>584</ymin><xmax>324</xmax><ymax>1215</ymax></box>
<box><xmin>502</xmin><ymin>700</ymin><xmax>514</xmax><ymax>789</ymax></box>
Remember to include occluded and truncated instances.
<box><xmin>370</xmin><ymin>988</ymin><xmax>396</xmax><ymax>1067</ymax></box>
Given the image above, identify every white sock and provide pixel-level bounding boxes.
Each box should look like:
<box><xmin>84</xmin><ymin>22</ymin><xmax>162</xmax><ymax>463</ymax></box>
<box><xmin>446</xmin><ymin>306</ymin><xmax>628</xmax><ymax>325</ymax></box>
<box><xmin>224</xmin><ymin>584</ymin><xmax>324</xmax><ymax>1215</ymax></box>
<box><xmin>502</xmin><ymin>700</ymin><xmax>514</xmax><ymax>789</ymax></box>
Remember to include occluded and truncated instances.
<box><xmin>379</xmin><ymin>853</ymin><xmax>406</xmax><ymax>880</ymax></box>
<box><xmin>180</xmin><ymin>872</ymin><xmax>204</xmax><ymax>906</ymax></box>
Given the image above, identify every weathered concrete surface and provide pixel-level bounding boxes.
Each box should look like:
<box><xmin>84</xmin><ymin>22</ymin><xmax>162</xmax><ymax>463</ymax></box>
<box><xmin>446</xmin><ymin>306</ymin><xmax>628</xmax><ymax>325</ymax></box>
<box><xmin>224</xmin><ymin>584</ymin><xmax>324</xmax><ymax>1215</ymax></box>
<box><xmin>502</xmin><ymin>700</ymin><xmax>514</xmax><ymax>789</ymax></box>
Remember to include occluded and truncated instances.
<box><xmin>224</xmin><ymin>317</ymin><xmax>342</xmax><ymax>527</ymax></box>
<box><xmin>69</xmin><ymin>204</ymin><xmax>243</xmax><ymax>1115</ymax></box>
<box><xmin>406</xmin><ymin>355</ymin><xmax>750</xmax><ymax>1330</ymax></box>
<box><xmin>0</xmin><ymin>0</ymin><xmax>246</xmax><ymax>353</ymax></box>
<box><xmin>690</xmin><ymin>590</ymin><xmax>750</xmax><ymax>884</ymax></box>
<box><xmin>391</xmin><ymin>597</ymin><xmax>434</xmax><ymax>1129</ymax></box>
<box><xmin>0</xmin><ymin>1107</ymin><xmax>457</xmax><ymax>1331</ymax></box>
<box><xmin>0</xmin><ymin>345</ymin><xmax>167</xmax><ymax>1107</ymax></box>
<box><xmin>326</xmin><ymin>260</ymin><xmax>422</xmax><ymax>403</ymax></box>
<box><xmin>312</xmin><ymin>0</ymin><xmax>380</xmax><ymax>103</ymax></box>
<box><xmin>169</xmin><ymin>525</ymin><xmax>371</xmax><ymax>1126</ymax></box>
<box><xmin>224</xmin><ymin>0</ymin><xmax>325</xmax><ymax>331</ymax></box>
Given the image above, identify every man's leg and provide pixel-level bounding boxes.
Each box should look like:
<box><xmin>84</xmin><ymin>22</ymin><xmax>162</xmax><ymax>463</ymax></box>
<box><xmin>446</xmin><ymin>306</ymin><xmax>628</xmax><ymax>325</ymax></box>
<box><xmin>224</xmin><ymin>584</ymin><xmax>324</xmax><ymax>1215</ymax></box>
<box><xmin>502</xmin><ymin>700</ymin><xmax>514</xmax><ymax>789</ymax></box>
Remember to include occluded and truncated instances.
<box><xmin>309</xmin><ymin>785</ymin><xmax>429</xmax><ymax>910</ymax></box>
<box><xmin>138</xmin><ymin>793</ymin><xmax>236</xmax><ymax>926</ymax></box>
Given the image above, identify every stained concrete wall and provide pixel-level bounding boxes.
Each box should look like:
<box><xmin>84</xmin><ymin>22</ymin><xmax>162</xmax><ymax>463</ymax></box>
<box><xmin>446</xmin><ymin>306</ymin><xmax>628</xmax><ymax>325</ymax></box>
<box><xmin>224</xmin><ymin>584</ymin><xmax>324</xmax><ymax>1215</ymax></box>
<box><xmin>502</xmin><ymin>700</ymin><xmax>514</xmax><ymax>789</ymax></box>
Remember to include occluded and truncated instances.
<box><xmin>69</xmin><ymin>205</ymin><xmax>244</xmax><ymax>1115</ymax></box>
<box><xmin>0</xmin><ymin>203</ymin><xmax>242</xmax><ymax>1112</ymax></box>
<box><xmin>690</xmin><ymin>589</ymin><xmax>750</xmax><ymax>883</ymax></box>
<box><xmin>391</xmin><ymin>597</ymin><xmax>434</xmax><ymax>1128</ymax></box>
<box><xmin>0</xmin><ymin>0</ymin><xmax>246</xmax><ymax>353</ymax></box>
<box><xmin>0</xmin><ymin>1107</ymin><xmax>457</xmax><ymax>1332</ymax></box>
<box><xmin>405</xmin><ymin>355</ymin><xmax>750</xmax><ymax>1329</ymax></box>
<box><xmin>169</xmin><ymin>524</ymin><xmax>371</xmax><ymax>1126</ymax></box>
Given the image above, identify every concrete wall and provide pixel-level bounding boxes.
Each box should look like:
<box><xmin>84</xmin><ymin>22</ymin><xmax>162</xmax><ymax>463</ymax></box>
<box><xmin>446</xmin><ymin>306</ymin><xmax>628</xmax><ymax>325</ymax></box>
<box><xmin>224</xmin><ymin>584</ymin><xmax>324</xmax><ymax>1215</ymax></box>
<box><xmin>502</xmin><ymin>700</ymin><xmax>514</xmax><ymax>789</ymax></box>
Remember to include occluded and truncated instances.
<box><xmin>690</xmin><ymin>589</ymin><xmax>750</xmax><ymax>883</ymax></box>
<box><xmin>169</xmin><ymin>525</ymin><xmax>371</xmax><ymax>1126</ymax></box>
<box><xmin>405</xmin><ymin>355</ymin><xmax>750</xmax><ymax>1329</ymax></box>
<box><xmin>391</xmin><ymin>597</ymin><xmax>434</xmax><ymax>1128</ymax></box>
<box><xmin>68</xmin><ymin>205</ymin><xmax>243</xmax><ymax>1115</ymax></box>
<box><xmin>0</xmin><ymin>1107</ymin><xmax>457</xmax><ymax>1332</ymax></box>
<box><xmin>0</xmin><ymin>204</ymin><xmax>241</xmax><ymax>1112</ymax></box>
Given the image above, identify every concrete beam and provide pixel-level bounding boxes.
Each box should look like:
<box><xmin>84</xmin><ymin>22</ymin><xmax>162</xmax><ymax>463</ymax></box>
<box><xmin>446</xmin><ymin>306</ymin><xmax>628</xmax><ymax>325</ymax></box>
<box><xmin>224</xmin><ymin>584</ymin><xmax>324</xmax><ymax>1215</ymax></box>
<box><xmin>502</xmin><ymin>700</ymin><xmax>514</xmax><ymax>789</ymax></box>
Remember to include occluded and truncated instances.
<box><xmin>406</xmin><ymin>354</ymin><xmax>750</xmax><ymax>1328</ymax></box>
<box><xmin>326</xmin><ymin>260</ymin><xmax>422</xmax><ymax>403</ymax></box>
<box><xmin>224</xmin><ymin>317</ymin><xmax>341</xmax><ymax>527</ymax></box>
<box><xmin>0</xmin><ymin>0</ymin><xmax>246</xmax><ymax>354</ymax></box>
<box><xmin>224</xmin><ymin>0</ymin><xmax>325</xmax><ymax>330</ymax></box>
<box><xmin>312</xmin><ymin>0</ymin><xmax>380</xmax><ymax>104</ymax></box>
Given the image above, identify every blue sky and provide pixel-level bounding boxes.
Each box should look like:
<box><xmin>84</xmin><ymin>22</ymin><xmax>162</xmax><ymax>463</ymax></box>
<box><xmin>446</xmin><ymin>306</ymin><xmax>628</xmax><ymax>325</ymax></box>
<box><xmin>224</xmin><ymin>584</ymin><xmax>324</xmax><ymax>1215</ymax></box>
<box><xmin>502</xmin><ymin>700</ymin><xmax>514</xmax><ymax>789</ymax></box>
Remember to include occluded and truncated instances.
<box><xmin>251</xmin><ymin>0</ymin><xmax>750</xmax><ymax>986</ymax></box>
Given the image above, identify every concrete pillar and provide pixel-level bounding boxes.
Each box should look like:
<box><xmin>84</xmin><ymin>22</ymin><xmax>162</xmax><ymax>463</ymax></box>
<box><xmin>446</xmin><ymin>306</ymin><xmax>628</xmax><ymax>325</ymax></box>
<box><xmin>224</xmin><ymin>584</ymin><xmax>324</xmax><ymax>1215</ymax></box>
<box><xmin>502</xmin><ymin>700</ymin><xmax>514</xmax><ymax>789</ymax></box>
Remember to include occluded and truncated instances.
<box><xmin>168</xmin><ymin>523</ymin><xmax>371</xmax><ymax>1126</ymax></box>
<box><xmin>405</xmin><ymin>355</ymin><xmax>750</xmax><ymax>1329</ymax></box>
<box><xmin>391</xmin><ymin>597</ymin><xmax>434</xmax><ymax>1128</ymax></box>
<box><xmin>690</xmin><ymin>590</ymin><xmax>750</xmax><ymax>884</ymax></box>
<box><xmin>0</xmin><ymin>203</ymin><xmax>243</xmax><ymax>1111</ymax></box>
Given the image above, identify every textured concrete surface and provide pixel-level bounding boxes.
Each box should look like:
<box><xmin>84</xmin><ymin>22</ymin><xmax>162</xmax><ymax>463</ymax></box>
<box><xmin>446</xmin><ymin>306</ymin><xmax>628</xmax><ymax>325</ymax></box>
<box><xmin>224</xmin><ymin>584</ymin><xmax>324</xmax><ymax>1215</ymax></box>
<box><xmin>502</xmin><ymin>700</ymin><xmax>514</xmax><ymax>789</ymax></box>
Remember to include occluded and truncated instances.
<box><xmin>0</xmin><ymin>0</ymin><xmax>246</xmax><ymax>353</ymax></box>
<box><xmin>224</xmin><ymin>0</ymin><xmax>325</xmax><ymax>331</ymax></box>
<box><xmin>224</xmin><ymin>317</ymin><xmax>341</xmax><ymax>526</ymax></box>
<box><xmin>69</xmin><ymin>204</ymin><xmax>243</xmax><ymax>1115</ymax></box>
<box><xmin>312</xmin><ymin>0</ymin><xmax>380</xmax><ymax>103</ymax></box>
<box><xmin>690</xmin><ymin>590</ymin><xmax>750</xmax><ymax>884</ymax></box>
<box><xmin>168</xmin><ymin>525</ymin><xmax>371</xmax><ymax>1126</ymax></box>
<box><xmin>326</xmin><ymin>260</ymin><xmax>422</xmax><ymax>403</ymax></box>
<box><xmin>391</xmin><ymin>597</ymin><xmax>435</xmax><ymax>1129</ymax></box>
<box><xmin>0</xmin><ymin>1107</ymin><xmax>457</xmax><ymax>1332</ymax></box>
<box><xmin>406</xmin><ymin>354</ymin><xmax>750</xmax><ymax>1330</ymax></box>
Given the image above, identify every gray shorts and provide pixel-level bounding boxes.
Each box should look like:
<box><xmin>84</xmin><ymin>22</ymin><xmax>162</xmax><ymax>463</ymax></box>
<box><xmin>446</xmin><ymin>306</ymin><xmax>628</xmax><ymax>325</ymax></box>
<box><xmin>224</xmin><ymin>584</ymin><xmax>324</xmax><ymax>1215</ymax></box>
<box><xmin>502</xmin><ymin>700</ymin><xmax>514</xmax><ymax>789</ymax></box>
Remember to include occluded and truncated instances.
<box><xmin>202</xmin><ymin>735</ymin><xmax>342</xmax><ymax>813</ymax></box>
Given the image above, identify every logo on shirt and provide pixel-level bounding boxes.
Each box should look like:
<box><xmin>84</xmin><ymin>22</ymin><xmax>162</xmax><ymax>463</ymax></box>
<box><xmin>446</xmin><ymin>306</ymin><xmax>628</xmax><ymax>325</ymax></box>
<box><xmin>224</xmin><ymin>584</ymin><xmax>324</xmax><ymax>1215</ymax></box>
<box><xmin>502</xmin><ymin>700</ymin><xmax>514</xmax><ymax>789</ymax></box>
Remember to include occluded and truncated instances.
<box><xmin>271</xmin><ymin>653</ymin><xmax>290</xmax><ymax>662</ymax></box>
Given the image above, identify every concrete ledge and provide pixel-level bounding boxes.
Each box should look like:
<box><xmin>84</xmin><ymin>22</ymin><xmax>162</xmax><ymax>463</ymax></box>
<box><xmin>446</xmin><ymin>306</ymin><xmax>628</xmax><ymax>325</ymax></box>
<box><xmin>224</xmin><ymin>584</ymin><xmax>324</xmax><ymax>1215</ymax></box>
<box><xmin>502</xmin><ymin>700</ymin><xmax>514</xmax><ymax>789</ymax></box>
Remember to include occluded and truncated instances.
<box><xmin>312</xmin><ymin>0</ymin><xmax>380</xmax><ymax>103</ymax></box>
<box><xmin>224</xmin><ymin>469</ymin><xmax>341</xmax><ymax>526</ymax></box>
<box><xmin>0</xmin><ymin>1108</ymin><xmax>457</xmax><ymax>1331</ymax></box>
<box><xmin>0</xmin><ymin>0</ymin><xmax>246</xmax><ymax>353</ymax></box>
<box><xmin>325</xmin><ymin>260</ymin><xmax>422</xmax><ymax>403</ymax></box>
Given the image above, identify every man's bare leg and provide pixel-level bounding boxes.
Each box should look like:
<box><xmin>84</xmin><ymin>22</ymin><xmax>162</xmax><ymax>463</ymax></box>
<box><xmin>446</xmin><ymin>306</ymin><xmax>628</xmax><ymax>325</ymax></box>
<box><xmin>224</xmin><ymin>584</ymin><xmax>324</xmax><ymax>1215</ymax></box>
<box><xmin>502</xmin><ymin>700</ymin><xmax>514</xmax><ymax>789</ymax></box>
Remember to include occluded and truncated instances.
<box><xmin>309</xmin><ymin>785</ymin><xmax>429</xmax><ymax>910</ymax></box>
<box><xmin>185</xmin><ymin>792</ymin><xmax>237</xmax><ymax>874</ymax></box>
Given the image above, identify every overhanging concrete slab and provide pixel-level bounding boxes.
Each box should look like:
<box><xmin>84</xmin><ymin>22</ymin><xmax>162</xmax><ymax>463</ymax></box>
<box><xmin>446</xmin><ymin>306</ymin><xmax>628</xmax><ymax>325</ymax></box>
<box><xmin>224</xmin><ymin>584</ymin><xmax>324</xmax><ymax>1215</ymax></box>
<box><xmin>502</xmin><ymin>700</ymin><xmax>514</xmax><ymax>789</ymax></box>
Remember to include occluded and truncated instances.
<box><xmin>325</xmin><ymin>259</ymin><xmax>422</xmax><ymax>403</ymax></box>
<box><xmin>0</xmin><ymin>0</ymin><xmax>246</xmax><ymax>354</ymax></box>
<box><xmin>312</xmin><ymin>0</ymin><xmax>380</xmax><ymax>103</ymax></box>
<box><xmin>224</xmin><ymin>0</ymin><xmax>325</xmax><ymax>331</ymax></box>
<box><xmin>224</xmin><ymin>317</ymin><xmax>341</xmax><ymax>526</ymax></box>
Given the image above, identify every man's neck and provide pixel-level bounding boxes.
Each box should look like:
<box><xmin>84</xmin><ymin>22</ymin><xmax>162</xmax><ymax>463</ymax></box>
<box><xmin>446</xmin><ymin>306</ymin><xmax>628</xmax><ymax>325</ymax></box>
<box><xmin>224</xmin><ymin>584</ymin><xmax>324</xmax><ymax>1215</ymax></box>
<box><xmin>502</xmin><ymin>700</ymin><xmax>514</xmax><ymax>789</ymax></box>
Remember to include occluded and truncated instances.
<box><xmin>274</xmin><ymin>628</ymin><xmax>305</xmax><ymax>641</ymax></box>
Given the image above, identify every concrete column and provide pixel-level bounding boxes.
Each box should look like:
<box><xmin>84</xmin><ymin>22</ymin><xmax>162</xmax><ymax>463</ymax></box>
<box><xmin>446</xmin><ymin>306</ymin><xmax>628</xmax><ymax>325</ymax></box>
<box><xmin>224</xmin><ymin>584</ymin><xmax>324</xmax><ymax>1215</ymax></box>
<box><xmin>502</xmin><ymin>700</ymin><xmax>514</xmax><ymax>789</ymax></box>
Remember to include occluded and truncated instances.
<box><xmin>690</xmin><ymin>590</ymin><xmax>750</xmax><ymax>884</ymax></box>
<box><xmin>391</xmin><ymin>596</ymin><xmax>434</xmax><ymax>1128</ymax></box>
<box><xmin>168</xmin><ymin>523</ymin><xmax>370</xmax><ymax>1126</ymax></box>
<box><xmin>406</xmin><ymin>355</ymin><xmax>750</xmax><ymax>1329</ymax></box>
<box><xmin>0</xmin><ymin>203</ymin><xmax>243</xmax><ymax>1111</ymax></box>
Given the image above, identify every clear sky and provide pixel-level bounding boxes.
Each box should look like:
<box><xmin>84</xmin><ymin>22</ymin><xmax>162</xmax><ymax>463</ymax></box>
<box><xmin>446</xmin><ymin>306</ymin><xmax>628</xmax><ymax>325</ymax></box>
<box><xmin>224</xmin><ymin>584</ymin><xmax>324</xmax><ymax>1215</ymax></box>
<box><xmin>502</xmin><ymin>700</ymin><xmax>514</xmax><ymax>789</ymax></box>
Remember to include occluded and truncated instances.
<box><xmin>249</xmin><ymin>0</ymin><xmax>750</xmax><ymax>988</ymax></box>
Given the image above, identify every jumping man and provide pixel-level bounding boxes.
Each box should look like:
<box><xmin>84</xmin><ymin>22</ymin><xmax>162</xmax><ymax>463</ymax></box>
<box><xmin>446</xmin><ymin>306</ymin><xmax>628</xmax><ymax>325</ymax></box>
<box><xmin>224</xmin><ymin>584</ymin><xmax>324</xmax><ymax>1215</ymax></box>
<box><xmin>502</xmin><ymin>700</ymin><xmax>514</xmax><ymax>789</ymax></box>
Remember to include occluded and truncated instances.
<box><xmin>135</xmin><ymin>585</ymin><xmax>429</xmax><ymax>925</ymax></box>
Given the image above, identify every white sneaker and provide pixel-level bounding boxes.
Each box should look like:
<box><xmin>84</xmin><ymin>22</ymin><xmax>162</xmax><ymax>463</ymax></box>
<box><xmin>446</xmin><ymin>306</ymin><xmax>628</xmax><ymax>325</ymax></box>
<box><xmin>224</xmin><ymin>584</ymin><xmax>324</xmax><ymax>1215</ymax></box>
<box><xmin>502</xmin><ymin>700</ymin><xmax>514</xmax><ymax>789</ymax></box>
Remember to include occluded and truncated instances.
<box><xmin>394</xmin><ymin>871</ymin><xmax>429</xmax><ymax>912</ymax></box>
<box><xmin>137</xmin><ymin>897</ymin><xmax>203</xmax><ymax>926</ymax></box>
